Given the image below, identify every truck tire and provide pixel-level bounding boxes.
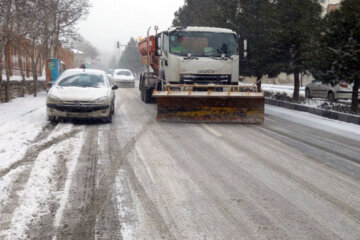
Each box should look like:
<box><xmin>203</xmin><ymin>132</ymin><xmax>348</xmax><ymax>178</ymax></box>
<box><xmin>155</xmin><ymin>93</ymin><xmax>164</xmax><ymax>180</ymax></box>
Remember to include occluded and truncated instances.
<box><xmin>143</xmin><ymin>87</ymin><xmax>153</xmax><ymax>104</ymax></box>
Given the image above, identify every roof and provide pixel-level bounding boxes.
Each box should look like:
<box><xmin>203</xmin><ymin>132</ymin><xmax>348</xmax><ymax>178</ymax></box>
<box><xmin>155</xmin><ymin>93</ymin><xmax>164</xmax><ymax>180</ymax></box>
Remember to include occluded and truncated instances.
<box><xmin>168</xmin><ymin>26</ymin><xmax>236</xmax><ymax>34</ymax></box>
<box><xmin>114</xmin><ymin>69</ymin><xmax>132</xmax><ymax>72</ymax></box>
<box><xmin>64</xmin><ymin>68</ymin><xmax>106</xmax><ymax>75</ymax></box>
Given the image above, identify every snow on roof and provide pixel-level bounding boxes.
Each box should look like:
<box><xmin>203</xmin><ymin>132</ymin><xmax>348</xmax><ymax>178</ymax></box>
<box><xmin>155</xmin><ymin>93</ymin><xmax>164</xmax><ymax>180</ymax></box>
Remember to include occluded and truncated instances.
<box><xmin>72</xmin><ymin>49</ymin><xmax>84</xmax><ymax>54</ymax></box>
<box><xmin>63</xmin><ymin>68</ymin><xmax>106</xmax><ymax>75</ymax></box>
<box><xmin>168</xmin><ymin>26</ymin><xmax>236</xmax><ymax>34</ymax></box>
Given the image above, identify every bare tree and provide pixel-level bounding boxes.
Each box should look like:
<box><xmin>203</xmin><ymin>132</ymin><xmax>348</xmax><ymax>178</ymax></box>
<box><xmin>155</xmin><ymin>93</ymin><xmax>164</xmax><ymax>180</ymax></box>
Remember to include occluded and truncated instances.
<box><xmin>0</xmin><ymin>0</ymin><xmax>15</xmax><ymax>102</ymax></box>
<box><xmin>49</xmin><ymin>0</ymin><xmax>90</xmax><ymax>58</ymax></box>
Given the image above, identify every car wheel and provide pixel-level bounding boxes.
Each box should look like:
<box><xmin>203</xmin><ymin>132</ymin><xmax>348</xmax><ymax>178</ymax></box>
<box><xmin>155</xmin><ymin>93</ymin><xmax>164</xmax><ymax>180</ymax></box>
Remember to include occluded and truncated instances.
<box><xmin>305</xmin><ymin>88</ymin><xmax>312</xmax><ymax>99</ymax></box>
<box><xmin>48</xmin><ymin>116</ymin><xmax>57</xmax><ymax>123</ymax></box>
<box><xmin>328</xmin><ymin>91</ymin><xmax>336</xmax><ymax>102</ymax></box>
<box><xmin>104</xmin><ymin>113</ymin><xmax>112</xmax><ymax>123</ymax></box>
<box><xmin>111</xmin><ymin>101</ymin><xmax>115</xmax><ymax>115</ymax></box>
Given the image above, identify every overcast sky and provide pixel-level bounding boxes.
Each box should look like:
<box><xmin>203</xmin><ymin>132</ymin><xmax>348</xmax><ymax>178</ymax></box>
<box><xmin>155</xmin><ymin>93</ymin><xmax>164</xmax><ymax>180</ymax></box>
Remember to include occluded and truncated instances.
<box><xmin>78</xmin><ymin>0</ymin><xmax>185</xmax><ymax>55</ymax></box>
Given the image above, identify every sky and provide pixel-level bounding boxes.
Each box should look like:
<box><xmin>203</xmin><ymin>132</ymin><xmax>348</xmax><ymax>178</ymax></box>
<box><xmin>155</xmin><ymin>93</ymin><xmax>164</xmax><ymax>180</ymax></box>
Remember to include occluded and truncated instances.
<box><xmin>78</xmin><ymin>0</ymin><xmax>185</xmax><ymax>55</ymax></box>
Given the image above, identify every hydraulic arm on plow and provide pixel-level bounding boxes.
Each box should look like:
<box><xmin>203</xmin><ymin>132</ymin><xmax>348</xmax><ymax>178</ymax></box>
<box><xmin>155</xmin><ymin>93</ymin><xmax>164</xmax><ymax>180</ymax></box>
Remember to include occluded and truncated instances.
<box><xmin>138</xmin><ymin>26</ymin><xmax>264</xmax><ymax>123</ymax></box>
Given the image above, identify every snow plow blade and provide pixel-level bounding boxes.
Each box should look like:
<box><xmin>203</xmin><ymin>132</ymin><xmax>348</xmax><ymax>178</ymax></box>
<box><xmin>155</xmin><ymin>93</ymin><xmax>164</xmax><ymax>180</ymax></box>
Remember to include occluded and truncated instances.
<box><xmin>153</xmin><ymin>90</ymin><xmax>264</xmax><ymax>124</ymax></box>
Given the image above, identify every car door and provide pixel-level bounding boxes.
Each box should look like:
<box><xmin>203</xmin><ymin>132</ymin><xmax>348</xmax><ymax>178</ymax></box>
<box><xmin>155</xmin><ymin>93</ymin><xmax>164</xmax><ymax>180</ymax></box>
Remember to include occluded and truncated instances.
<box><xmin>318</xmin><ymin>82</ymin><xmax>330</xmax><ymax>98</ymax></box>
<box><xmin>310</xmin><ymin>80</ymin><xmax>322</xmax><ymax>97</ymax></box>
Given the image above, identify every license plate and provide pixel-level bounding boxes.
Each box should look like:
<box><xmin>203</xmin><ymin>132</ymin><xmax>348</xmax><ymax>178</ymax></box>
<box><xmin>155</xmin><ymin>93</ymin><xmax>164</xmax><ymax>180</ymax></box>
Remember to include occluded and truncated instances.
<box><xmin>66</xmin><ymin>112</ymin><xmax>88</xmax><ymax>118</ymax></box>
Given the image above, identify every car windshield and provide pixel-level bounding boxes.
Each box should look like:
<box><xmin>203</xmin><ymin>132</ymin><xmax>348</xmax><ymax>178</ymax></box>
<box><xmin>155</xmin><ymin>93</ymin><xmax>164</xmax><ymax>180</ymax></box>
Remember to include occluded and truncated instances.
<box><xmin>116</xmin><ymin>71</ymin><xmax>132</xmax><ymax>76</ymax></box>
<box><xmin>169</xmin><ymin>31</ymin><xmax>238</xmax><ymax>57</ymax></box>
<box><xmin>57</xmin><ymin>73</ymin><xmax>106</xmax><ymax>88</ymax></box>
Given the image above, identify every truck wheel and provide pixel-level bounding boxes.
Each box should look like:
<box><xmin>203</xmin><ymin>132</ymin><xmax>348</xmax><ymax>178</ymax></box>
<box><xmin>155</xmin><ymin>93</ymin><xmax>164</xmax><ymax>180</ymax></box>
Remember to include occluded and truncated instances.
<box><xmin>140</xmin><ymin>84</ymin><xmax>145</xmax><ymax>102</ymax></box>
<box><xmin>139</xmin><ymin>74</ymin><xmax>143</xmax><ymax>91</ymax></box>
<box><xmin>144</xmin><ymin>87</ymin><xmax>153</xmax><ymax>104</ymax></box>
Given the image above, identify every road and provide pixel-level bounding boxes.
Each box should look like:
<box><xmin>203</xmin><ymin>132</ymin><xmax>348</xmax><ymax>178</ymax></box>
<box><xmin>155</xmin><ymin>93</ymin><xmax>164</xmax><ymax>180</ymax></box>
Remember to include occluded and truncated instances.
<box><xmin>1</xmin><ymin>86</ymin><xmax>360</xmax><ymax>239</ymax></box>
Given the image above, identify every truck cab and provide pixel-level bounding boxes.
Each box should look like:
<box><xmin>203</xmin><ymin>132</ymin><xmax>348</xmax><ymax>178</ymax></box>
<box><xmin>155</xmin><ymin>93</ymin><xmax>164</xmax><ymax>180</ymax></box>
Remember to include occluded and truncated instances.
<box><xmin>157</xmin><ymin>26</ymin><xmax>239</xmax><ymax>85</ymax></box>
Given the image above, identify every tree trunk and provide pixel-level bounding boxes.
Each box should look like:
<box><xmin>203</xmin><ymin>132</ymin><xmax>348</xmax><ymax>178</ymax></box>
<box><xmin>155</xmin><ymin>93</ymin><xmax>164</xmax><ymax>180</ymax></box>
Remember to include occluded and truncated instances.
<box><xmin>18</xmin><ymin>47</ymin><xmax>26</xmax><ymax>97</ymax></box>
<box><xmin>293</xmin><ymin>71</ymin><xmax>300</xmax><ymax>101</ymax></box>
<box><xmin>256</xmin><ymin>74</ymin><xmax>262</xmax><ymax>92</ymax></box>
<box><xmin>4</xmin><ymin>42</ymin><xmax>11</xmax><ymax>102</ymax></box>
<box><xmin>32</xmin><ymin>61</ymin><xmax>38</xmax><ymax>97</ymax></box>
<box><xmin>351</xmin><ymin>78</ymin><xmax>359</xmax><ymax>113</ymax></box>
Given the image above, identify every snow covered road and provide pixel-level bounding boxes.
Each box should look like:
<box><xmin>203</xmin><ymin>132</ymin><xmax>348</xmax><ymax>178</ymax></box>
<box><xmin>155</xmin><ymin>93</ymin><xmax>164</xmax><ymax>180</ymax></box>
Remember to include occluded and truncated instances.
<box><xmin>0</xmin><ymin>88</ymin><xmax>360</xmax><ymax>239</ymax></box>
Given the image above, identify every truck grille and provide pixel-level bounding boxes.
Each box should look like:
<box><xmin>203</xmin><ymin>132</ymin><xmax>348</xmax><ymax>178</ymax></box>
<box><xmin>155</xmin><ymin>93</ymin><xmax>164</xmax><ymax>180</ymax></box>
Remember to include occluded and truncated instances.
<box><xmin>180</xmin><ymin>74</ymin><xmax>231</xmax><ymax>84</ymax></box>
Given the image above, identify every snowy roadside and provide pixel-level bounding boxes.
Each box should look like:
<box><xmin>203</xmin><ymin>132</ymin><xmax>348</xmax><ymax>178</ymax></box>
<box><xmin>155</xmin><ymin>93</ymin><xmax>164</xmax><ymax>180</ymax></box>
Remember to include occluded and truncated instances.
<box><xmin>0</xmin><ymin>92</ymin><xmax>48</xmax><ymax>171</ymax></box>
<box><xmin>261</xmin><ymin>83</ymin><xmax>358</xmax><ymax>117</ymax></box>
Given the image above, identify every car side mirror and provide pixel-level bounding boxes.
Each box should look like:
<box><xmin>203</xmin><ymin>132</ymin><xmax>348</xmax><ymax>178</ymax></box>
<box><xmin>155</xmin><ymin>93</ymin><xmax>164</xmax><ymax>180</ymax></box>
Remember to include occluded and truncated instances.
<box><xmin>112</xmin><ymin>85</ymin><xmax>119</xmax><ymax>90</ymax></box>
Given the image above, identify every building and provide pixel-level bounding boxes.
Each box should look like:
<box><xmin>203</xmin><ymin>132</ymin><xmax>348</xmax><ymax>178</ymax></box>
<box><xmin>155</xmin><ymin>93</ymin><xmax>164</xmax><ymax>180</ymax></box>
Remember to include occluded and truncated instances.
<box><xmin>0</xmin><ymin>29</ymin><xmax>74</xmax><ymax>80</ymax></box>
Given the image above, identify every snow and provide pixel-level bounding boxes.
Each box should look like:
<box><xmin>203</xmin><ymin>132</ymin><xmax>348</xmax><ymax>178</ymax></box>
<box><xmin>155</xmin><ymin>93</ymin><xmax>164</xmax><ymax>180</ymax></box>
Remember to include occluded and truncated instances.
<box><xmin>52</xmin><ymin>130</ymin><xmax>84</xmax><ymax>230</ymax></box>
<box><xmin>266</xmin><ymin>104</ymin><xmax>360</xmax><ymax>142</ymax></box>
<box><xmin>6</xmin><ymin>133</ymin><xmax>83</xmax><ymax>239</ymax></box>
<box><xmin>1</xmin><ymin>75</ymin><xmax>46</xmax><ymax>82</ymax></box>
<box><xmin>262</xmin><ymin>84</ymin><xmax>305</xmax><ymax>98</ymax></box>
<box><xmin>0</xmin><ymin>167</ymin><xmax>26</xmax><ymax>207</ymax></box>
<box><xmin>0</xmin><ymin>92</ymin><xmax>48</xmax><ymax>171</ymax></box>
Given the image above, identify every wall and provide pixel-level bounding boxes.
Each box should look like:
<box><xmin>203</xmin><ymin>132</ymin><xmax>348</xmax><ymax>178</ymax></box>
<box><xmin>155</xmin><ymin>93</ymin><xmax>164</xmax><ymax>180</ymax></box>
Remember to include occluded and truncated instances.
<box><xmin>0</xmin><ymin>81</ymin><xmax>46</xmax><ymax>103</ymax></box>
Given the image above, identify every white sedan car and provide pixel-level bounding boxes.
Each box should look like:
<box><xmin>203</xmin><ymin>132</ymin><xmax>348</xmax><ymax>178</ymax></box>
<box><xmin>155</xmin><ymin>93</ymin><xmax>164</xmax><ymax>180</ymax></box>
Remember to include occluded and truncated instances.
<box><xmin>46</xmin><ymin>69</ymin><xmax>118</xmax><ymax>123</ymax></box>
<box><xmin>305</xmin><ymin>80</ymin><xmax>357</xmax><ymax>102</ymax></box>
<box><xmin>113</xmin><ymin>69</ymin><xmax>135</xmax><ymax>88</ymax></box>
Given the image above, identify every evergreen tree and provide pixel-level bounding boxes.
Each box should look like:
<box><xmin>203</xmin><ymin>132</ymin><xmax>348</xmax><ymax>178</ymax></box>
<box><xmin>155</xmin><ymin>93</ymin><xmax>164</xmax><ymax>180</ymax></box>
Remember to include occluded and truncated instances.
<box><xmin>173</xmin><ymin>0</ymin><xmax>225</xmax><ymax>27</ymax></box>
<box><xmin>271</xmin><ymin>0</ymin><xmax>323</xmax><ymax>101</ymax></box>
<box><xmin>236</xmin><ymin>0</ymin><xmax>279</xmax><ymax>91</ymax></box>
<box><xmin>310</xmin><ymin>0</ymin><xmax>360</xmax><ymax>112</ymax></box>
<box><xmin>118</xmin><ymin>37</ymin><xmax>142</xmax><ymax>74</ymax></box>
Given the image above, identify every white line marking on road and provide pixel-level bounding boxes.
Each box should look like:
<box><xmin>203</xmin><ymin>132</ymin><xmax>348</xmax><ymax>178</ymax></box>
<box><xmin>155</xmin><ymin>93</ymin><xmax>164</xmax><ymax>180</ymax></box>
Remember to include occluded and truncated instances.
<box><xmin>201</xmin><ymin>124</ymin><xmax>223</xmax><ymax>137</ymax></box>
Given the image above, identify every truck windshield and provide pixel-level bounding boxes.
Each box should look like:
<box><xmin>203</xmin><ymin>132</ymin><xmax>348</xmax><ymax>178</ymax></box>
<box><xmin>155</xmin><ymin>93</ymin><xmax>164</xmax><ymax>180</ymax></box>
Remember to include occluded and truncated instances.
<box><xmin>169</xmin><ymin>31</ymin><xmax>238</xmax><ymax>57</ymax></box>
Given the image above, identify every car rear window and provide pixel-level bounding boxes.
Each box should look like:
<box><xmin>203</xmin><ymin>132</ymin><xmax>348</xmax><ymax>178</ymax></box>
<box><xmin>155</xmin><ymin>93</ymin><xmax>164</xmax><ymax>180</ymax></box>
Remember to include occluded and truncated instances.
<box><xmin>58</xmin><ymin>73</ymin><xmax>105</xmax><ymax>88</ymax></box>
<box><xmin>116</xmin><ymin>71</ymin><xmax>132</xmax><ymax>76</ymax></box>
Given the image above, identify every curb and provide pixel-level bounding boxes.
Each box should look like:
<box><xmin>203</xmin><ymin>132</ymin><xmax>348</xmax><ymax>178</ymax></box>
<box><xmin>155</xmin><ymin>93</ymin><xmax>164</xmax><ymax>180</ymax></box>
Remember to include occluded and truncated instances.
<box><xmin>265</xmin><ymin>98</ymin><xmax>360</xmax><ymax>125</ymax></box>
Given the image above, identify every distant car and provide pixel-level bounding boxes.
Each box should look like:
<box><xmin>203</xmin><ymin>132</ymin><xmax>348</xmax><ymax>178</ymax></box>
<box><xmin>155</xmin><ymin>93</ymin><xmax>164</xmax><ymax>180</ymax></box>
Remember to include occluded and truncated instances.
<box><xmin>46</xmin><ymin>69</ymin><xmax>118</xmax><ymax>123</ymax></box>
<box><xmin>305</xmin><ymin>80</ymin><xmax>355</xmax><ymax>102</ymax></box>
<box><xmin>107</xmin><ymin>69</ymin><xmax>114</xmax><ymax>78</ymax></box>
<box><xmin>113</xmin><ymin>69</ymin><xmax>135</xmax><ymax>88</ymax></box>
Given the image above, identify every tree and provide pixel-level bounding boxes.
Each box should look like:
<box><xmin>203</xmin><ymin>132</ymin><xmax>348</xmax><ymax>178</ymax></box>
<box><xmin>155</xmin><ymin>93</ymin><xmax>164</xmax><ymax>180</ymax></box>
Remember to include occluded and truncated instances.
<box><xmin>48</xmin><ymin>0</ymin><xmax>90</xmax><ymax>58</ymax></box>
<box><xmin>173</xmin><ymin>0</ymin><xmax>217</xmax><ymax>27</ymax></box>
<box><xmin>271</xmin><ymin>0</ymin><xmax>323</xmax><ymax>101</ymax></box>
<box><xmin>236</xmin><ymin>0</ymin><xmax>279</xmax><ymax>91</ymax></box>
<box><xmin>0</xmin><ymin>0</ymin><xmax>17</xmax><ymax>102</ymax></box>
<box><xmin>118</xmin><ymin>37</ymin><xmax>142</xmax><ymax>74</ymax></box>
<box><xmin>310</xmin><ymin>0</ymin><xmax>360</xmax><ymax>112</ymax></box>
<box><xmin>73</xmin><ymin>35</ymin><xmax>99</xmax><ymax>64</ymax></box>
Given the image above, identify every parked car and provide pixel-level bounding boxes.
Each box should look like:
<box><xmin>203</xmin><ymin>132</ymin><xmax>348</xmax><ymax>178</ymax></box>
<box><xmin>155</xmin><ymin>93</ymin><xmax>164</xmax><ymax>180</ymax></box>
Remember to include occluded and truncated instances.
<box><xmin>46</xmin><ymin>69</ymin><xmax>118</xmax><ymax>123</ymax></box>
<box><xmin>305</xmin><ymin>80</ymin><xmax>355</xmax><ymax>102</ymax></box>
<box><xmin>113</xmin><ymin>69</ymin><xmax>135</xmax><ymax>88</ymax></box>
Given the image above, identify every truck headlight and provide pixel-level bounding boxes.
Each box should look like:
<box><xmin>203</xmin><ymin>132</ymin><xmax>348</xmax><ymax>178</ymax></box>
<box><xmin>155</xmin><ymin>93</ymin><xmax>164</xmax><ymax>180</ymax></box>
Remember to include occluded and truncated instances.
<box><xmin>94</xmin><ymin>97</ymin><xmax>107</xmax><ymax>104</ymax></box>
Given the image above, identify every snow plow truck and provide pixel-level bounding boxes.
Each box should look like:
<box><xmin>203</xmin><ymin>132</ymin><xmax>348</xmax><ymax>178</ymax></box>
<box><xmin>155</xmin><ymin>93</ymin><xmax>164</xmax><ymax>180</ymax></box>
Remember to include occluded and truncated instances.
<box><xmin>138</xmin><ymin>26</ymin><xmax>264</xmax><ymax>123</ymax></box>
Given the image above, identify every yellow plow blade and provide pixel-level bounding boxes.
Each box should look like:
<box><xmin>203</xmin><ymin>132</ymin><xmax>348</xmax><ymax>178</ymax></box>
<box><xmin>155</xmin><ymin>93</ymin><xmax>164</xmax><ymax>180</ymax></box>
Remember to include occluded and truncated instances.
<box><xmin>153</xmin><ymin>91</ymin><xmax>264</xmax><ymax>123</ymax></box>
